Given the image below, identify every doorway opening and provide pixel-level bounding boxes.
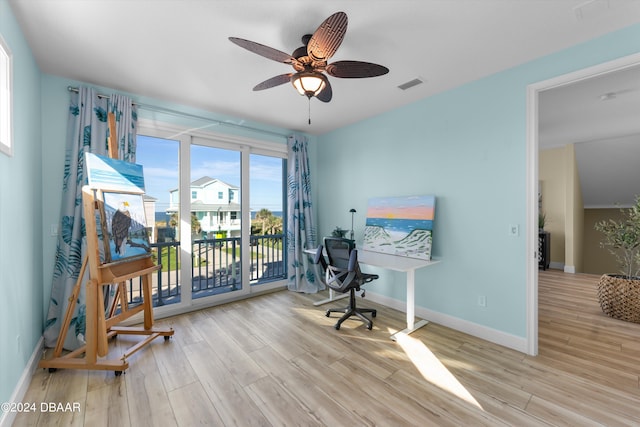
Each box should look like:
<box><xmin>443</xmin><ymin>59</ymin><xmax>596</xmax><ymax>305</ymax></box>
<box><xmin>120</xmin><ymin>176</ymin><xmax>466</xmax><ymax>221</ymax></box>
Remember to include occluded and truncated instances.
<box><xmin>526</xmin><ymin>52</ymin><xmax>640</xmax><ymax>355</ymax></box>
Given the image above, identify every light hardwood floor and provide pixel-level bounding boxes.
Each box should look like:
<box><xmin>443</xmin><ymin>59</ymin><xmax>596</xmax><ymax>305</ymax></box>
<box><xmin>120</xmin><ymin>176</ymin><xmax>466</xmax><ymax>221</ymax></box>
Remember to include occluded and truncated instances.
<box><xmin>14</xmin><ymin>270</ymin><xmax>640</xmax><ymax>426</ymax></box>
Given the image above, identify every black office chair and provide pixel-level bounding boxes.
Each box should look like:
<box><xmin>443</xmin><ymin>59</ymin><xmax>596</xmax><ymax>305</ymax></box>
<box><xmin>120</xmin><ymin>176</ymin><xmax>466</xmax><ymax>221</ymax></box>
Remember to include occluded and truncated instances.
<box><xmin>321</xmin><ymin>237</ymin><xmax>378</xmax><ymax>330</ymax></box>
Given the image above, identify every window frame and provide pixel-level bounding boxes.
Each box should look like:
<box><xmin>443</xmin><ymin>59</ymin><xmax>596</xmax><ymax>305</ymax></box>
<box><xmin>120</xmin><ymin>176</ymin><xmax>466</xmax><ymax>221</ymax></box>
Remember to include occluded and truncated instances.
<box><xmin>0</xmin><ymin>35</ymin><xmax>13</xmax><ymax>157</ymax></box>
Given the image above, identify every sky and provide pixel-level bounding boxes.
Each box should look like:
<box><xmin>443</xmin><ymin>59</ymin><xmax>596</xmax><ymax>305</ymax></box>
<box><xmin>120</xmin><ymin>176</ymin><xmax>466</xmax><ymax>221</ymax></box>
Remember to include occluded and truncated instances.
<box><xmin>136</xmin><ymin>135</ymin><xmax>283</xmax><ymax>214</ymax></box>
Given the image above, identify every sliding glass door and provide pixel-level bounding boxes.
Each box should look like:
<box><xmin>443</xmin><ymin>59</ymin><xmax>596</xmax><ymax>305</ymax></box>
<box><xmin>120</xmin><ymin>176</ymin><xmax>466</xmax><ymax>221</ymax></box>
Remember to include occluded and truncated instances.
<box><xmin>135</xmin><ymin>122</ymin><xmax>286</xmax><ymax>316</ymax></box>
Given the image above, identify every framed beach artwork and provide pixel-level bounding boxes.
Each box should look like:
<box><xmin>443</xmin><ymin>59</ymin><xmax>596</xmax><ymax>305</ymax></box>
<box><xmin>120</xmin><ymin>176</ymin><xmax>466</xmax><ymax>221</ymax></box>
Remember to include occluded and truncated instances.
<box><xmin>363</xmin><ymin>195</ymin><xmax>435</xmax><ymax>260</ymax></box>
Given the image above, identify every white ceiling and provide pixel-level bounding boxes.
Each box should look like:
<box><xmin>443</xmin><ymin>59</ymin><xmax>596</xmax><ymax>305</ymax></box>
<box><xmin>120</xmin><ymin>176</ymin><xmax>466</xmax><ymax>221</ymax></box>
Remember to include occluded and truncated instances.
<box><xmin>539</xmin><ymin>63</ymin><xmax>640</xmax><ymax>148</ymax></box>
<box><xmin>8</xmin><ymin>0</ymin><xmax>640</xmax><ymax>206</ymax></box>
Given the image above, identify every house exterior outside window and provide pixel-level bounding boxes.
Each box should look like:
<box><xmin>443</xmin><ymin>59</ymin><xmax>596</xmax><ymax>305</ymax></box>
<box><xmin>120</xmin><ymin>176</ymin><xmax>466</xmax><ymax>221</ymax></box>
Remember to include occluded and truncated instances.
<box><xmin>168</xmin><ymin>176</ymin><xmax>241</xmax><ymax>237</ymax></box>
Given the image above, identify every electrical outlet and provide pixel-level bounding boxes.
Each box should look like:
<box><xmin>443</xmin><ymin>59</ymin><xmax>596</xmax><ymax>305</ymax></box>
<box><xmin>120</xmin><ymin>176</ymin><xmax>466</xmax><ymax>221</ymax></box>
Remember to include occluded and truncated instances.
<box><xmin>478</xmin><ymin>296</ymin><xmax>486</xmax><ymax>307</ymax></box>
<box><xmin>509</xmin><ymin>224</ymin><xmax>519</xmax><ymax>236</ymax></box>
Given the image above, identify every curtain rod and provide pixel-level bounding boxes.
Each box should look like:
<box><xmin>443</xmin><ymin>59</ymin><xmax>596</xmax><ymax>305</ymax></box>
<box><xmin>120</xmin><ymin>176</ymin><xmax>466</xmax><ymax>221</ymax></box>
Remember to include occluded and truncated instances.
<box><xmin>66</xmin><ymin>86</ymin><xmax>289</xmax><ymax>140</ymax></box>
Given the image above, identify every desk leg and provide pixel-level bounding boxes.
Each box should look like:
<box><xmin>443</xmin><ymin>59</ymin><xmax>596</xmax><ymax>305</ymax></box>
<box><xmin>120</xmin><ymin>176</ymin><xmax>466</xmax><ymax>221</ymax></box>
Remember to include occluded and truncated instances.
<box><xmin>391</xmin><ymin>268</ymin><xmax>429</xmax><ymax>341</ymax></box>
<box><xmin>407</xmin><ymin>269</ymin><xmax>415</xmax><ymax>330</ymax></box>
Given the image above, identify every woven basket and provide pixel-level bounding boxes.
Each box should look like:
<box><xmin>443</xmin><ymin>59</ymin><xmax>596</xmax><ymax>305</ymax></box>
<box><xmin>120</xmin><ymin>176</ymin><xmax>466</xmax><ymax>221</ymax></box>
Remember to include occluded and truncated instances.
<box><xmin>597</xmin><ymin>274</ymin><xmax>640</xmax><ymax>323</ymax></box>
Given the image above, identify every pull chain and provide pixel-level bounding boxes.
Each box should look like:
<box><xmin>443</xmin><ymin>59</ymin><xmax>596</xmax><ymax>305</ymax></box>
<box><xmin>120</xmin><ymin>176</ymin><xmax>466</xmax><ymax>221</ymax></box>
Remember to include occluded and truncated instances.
<box><xmin>308</xmin><ymin>97</ymin><xmax>312</xmax><ymax>125</ymax></box>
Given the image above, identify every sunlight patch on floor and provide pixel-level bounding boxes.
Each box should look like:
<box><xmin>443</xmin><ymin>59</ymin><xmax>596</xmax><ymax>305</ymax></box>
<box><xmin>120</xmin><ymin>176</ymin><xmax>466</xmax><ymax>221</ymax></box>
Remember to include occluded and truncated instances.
<box><xmin>395</xmin><ymin>332</ymin><xmax>483</xmax><ymax>409</ymax></box>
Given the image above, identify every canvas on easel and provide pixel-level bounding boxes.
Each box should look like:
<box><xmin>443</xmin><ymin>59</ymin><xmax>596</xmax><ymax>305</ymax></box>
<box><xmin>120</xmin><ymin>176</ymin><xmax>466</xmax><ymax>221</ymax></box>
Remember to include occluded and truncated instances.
<box><xmin>100</xmin><ymin>190</ymin><xmax>151</xmax><ymax>263</ymax></box>
<box><xmin>86</xmin><ymin>152</ymin><xmax>151</xmax><ymax>263</ymax></box>
<box><xmin>86</xmin><ymin>150</ymin><xmax>145</xmax><ymax>192</ymax></box>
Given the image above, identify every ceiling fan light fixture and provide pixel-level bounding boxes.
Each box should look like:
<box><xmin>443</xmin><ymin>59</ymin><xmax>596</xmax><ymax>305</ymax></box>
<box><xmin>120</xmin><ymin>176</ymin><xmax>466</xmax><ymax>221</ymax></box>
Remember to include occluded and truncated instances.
<box><xmin>291</xmin><ymin>72</ymin><xmax>327</xmax><ymax>98</ymax></box>
<box><xmin>229</xmin><ymin>12</ymin><xmax>387</xmax><ymax>124</ymax></box>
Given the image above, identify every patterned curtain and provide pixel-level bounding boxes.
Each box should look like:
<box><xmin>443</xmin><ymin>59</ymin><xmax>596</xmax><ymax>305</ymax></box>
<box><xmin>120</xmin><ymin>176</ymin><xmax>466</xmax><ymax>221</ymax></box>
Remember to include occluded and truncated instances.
<box><xmin>286</xmin><ymin>134</ymin><xmax>321</xmax><ymax>293</ymax></box>
<box><xmin>43</xmin><ymin>88</ymin><xmax>137</xmax><ymax>350</ymax></box>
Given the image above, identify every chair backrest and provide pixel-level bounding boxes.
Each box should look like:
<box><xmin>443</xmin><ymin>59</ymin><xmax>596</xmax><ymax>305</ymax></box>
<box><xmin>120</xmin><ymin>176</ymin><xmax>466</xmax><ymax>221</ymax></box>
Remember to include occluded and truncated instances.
<box><xmin>325</xmin><ymin>237</ymin><xmax>380</xmax><ymax>286</ymax></box>
<box><xmin>324</xmin><ymin>237</ymin><xmax>355</xmax><ymax>270</ymax></box>
<box><xmin>313</xmin><ymin>244</ymin><xmax>328</xmax><ymax>272</ymax></box>
<box><xmin>323</xmin><ymin>249</ymin><xmax>359</xmax><ymax>293</ymax></box>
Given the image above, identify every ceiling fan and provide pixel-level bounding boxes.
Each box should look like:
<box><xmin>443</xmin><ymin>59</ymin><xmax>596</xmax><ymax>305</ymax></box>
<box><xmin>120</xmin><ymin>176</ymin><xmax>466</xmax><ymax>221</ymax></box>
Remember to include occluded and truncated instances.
<box><xmin>229</xmin><ymin>11</ymin><xmax>389</xmax><ymax>122</ymax></box>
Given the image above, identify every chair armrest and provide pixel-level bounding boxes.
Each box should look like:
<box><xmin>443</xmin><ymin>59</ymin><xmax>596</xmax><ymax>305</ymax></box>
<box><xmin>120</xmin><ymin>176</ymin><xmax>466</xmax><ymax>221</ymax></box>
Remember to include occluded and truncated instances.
<box><xmin>360</xmin><ymin>273</ymin><xmax>379</xmax><ymax>283</ymax></box>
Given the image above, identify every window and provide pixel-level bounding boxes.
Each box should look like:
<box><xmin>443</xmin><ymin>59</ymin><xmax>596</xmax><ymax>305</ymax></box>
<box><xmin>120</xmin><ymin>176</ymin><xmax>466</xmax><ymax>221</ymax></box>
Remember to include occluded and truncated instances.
<box><xmin>0</xmin><ymin>35</ymin><xmax>12</xmax><ymax>157</ymax></box>
<box><xmin>218</xmin><ymin>191</ymin><xmax>223</xmax><ymax>200</ymax></box>
<box><xmin>191</xmin><ymin>190</ymin><xmax>197</xmax><ymax>199</ymax></box>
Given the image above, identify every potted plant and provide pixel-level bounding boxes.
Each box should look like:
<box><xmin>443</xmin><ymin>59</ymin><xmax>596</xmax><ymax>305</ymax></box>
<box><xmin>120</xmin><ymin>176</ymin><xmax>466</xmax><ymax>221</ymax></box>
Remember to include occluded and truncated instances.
<box><xmin>331</xmin><ymin>226</ymin><xmax>348</xmax><ymax>238</ymax></box>
<box><xmin>594</xmin><ymin>196</ymin><xmax>640</xmax><ymax>323</ymax></box>
<box><xmin>538</xmin><ymin>211</ymin><xmax>546</xmax><ymax>231</ymax></box>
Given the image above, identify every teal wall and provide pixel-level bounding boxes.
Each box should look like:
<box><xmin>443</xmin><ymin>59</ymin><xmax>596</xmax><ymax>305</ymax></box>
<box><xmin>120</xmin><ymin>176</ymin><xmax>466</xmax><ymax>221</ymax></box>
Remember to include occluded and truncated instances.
<box><xmin>315</xmin><ymin>23</ymin><xmax>640</xmax><ymax>338</ymax></box>
<box><xmin>0</xmin><ymin>0</ymin><xmax>43</xmax><ymax>405</ymax></box>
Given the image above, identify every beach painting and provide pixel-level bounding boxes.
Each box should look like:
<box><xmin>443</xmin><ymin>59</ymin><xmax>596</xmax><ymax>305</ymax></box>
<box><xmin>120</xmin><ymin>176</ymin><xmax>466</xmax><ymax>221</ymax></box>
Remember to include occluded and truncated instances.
<box><xmin>363</xmin><ymin>195</ymin><xmax>435</xmax><ymax>260</ymax></box>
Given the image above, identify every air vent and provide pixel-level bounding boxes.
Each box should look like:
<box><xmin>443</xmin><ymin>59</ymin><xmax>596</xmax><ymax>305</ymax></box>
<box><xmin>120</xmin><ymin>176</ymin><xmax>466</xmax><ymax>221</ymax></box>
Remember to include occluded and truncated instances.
<box><xmin>398</xmin><ymin>78</ymin><xmax>424</xmax><ymax>91</ymax></box>
<box><xmin>574</xmin><ymin>0</ymin><xmax>611</xmax><ymax>21</ymax></box>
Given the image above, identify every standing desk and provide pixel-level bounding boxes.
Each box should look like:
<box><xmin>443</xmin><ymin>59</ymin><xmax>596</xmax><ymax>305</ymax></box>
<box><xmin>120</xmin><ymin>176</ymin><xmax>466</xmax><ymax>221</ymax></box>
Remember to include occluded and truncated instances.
<box><xmin>357</xmin><ymin>250</ymin><xmax>440</xmax><ymax>340</ymax></box>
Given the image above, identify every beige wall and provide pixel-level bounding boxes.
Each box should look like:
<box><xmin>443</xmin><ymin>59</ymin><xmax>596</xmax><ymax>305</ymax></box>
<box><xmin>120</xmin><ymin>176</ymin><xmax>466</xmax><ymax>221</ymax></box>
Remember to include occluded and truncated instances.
<box><xmin>583</xmin><ymin>208</ymin><xmax>627</xmax><ymax>275</ymax></box>
<box><xmin>539</xmin><ymin>145</ymin><xmax>584</xmax><ymax>272</ymax></box>
<box><xmin>539</xmin><ymin>145</ymin><xmax>631</xmax><ymax>275</ymax></box>
<box><xmin>539</xmin><ymin>147</ymin><xmax>566</xmax><ymax>268</ymax></box>
<box><xmin>565</xmin><ymin>144</ymin><xmax>584</xmax><ymax>272</ymax></box>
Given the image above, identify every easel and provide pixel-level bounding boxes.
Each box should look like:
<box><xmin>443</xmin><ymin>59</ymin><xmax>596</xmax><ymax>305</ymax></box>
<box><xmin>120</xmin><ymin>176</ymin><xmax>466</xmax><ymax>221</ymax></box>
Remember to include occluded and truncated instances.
<box><xmin>40</xmin><ymin>113</ymin><xmax>174</xmax><ymax>375</ymax></box>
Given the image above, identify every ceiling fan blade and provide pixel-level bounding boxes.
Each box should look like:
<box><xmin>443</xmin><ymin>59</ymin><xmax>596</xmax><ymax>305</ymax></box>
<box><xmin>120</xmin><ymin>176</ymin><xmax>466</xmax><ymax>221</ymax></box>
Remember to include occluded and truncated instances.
<box><xmin>316</xmin><ymin>79</ymin><xmax>333</xmax><ymax>103</ymax></box>
<box><xmin>253</xmin><ymin>74</ymin><xmax>293</xmax><ymax>91</ymax></box>
<box><xmin>229</xmin><ymin>37</ymin><xmax>296</xmax><ymax>64</ymax></box>
<box><xmin>307</xmin><ymin>11</ymin><xmax>348</xmax><ymax>62</ymax></box>
<box><xmin>326</xmin><ymin>61</ymin><xmax>389</xmax><ymax>78</ymax></box>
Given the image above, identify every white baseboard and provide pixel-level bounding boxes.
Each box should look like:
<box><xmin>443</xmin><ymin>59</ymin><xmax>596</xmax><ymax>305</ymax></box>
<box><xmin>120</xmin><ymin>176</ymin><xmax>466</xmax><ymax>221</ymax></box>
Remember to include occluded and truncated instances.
<box><xmin>365</xmin><ymin>292</ymin><xmax>528</xmax><ymax>353</ymax></box>
<box><xmin>563</xmin><ymin>265</ymin><xmax>576</xmax><ymax>274</ymax></box>
<box><xmin>0</xmin><ymin>336</ymin><xmax>44</xmax><ymax>427</ymax></box>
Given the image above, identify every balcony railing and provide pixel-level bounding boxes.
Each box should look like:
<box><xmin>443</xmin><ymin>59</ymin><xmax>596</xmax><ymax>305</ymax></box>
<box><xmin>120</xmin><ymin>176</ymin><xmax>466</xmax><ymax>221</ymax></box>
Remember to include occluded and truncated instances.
<box><xmin>121</xmin><ymin>234</ymin><xmax>286</xmax><ymax>308</ymax></box>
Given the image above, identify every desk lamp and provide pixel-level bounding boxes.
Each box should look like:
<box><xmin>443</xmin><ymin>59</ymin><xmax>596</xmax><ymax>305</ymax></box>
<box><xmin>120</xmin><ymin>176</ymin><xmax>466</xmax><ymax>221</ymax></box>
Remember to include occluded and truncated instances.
<box><xmin>349</xmin><ymin>208</ymin><xmax>356</xmax><ymax>240</ymax></box>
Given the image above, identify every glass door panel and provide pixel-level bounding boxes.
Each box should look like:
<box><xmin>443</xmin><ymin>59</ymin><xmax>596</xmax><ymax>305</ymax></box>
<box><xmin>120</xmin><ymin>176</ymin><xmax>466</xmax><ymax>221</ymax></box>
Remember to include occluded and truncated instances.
<box><xmin>190</xmin><ymin>144</ymin><xmax>243</xmax><ymax>299</ymax></box>
<box><xmin>249</xmin><ymin>153</ymin><xmax>286</xmax><ymax>287</ymax></box>
<box><xmin>135</xmin><ymin>135</ymin><xmax>181</xmax><ymax>307</ymax></box>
